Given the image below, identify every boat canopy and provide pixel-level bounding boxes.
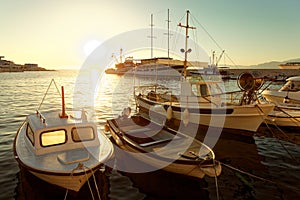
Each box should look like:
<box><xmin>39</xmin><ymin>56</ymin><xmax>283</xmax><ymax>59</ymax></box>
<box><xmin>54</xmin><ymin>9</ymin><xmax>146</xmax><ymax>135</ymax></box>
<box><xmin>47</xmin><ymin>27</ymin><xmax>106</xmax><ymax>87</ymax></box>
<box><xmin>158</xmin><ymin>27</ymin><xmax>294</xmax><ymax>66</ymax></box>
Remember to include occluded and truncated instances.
<box><xmin>25</xmin><ymin>111</ymin><xmax>100</xmax><ymax>155</ymax></box>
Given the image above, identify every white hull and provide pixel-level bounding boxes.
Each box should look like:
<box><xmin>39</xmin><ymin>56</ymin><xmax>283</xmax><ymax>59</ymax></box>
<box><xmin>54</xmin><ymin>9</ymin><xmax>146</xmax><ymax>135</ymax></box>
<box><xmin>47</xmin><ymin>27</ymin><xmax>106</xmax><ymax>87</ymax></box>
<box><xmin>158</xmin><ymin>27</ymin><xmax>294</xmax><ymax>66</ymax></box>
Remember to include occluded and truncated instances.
<box><xmin>278</xmin><ymin>65</ymin><xmax>300</xmax><ymax>69</ymax></box>
<box><xmin>14</xmin><ymin>111</ymin><xmax>114</xmax><ymax>192</ymax></box>
<box><xmin>265</xmin><ymin>106</ymin><xmax>300</xmax><ymax>127</ymax></box>
<box><xmin>107</xmin><ymin>116</ymin><xmax>222</xmax><ymax>179</ymax></box>
<box><xmin>262</xmin><ymin>91</ymin><xmax>300</xmax><ymax>105</ymax></box>
<box><xmin>30</xmin><ymin>170</ymin><xmax>93</xmax><ymax>192</ymax></box>
<box><xmin>137</xmin><ymin>97</ymin><xmax>274</xmax><ymax>132</ymax></box>
<box><xmin>116</xmin><ymin>143</ymin><xmax>221</xmax><ymax>178</ymax></box>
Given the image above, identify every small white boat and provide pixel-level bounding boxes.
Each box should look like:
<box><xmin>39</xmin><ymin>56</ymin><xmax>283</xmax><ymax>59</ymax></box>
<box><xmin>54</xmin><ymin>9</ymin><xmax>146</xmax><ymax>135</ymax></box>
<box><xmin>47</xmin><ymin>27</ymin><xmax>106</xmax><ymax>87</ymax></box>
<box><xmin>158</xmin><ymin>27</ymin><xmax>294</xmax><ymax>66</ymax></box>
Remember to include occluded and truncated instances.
<box><xmin>14</xmin><ymin>80</ymin><xmax>114</xmax><ymax>192</ymax></box>
<box><xmin>105</xmin><ymin>110</ymin><xmax>221</xmax><ymax>179</ymax></box>
<box><xmin>262</xmin><ymin>76</ymin><xmax>300</xmax><ymax>105</ymax></box>
<box><xmin>265</xmin><ymin>105</ymin><xmax>300</xmax><ymax>128</ymax></box>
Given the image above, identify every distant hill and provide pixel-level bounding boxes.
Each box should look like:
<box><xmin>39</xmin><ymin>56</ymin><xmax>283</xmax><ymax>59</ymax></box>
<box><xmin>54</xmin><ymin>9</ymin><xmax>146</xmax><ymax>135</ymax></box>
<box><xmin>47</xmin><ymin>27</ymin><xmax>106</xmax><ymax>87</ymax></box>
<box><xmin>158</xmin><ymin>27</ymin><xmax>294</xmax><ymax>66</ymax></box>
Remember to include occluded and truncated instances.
<box><xmin>231</xmin><ymin>58</ymin><xmax>300</xmax><ymax>69</ymax></box>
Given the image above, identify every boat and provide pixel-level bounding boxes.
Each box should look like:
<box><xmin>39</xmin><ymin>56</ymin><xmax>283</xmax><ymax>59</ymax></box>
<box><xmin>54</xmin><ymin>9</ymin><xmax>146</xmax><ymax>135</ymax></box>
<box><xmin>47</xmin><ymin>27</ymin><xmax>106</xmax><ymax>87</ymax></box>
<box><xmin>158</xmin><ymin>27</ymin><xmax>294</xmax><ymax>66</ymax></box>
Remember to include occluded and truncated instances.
<box><xmin>262</xmin><ymin>76</ymin><xmax>300</xmax><ymax>105</ymax></box>
<box><xmin>134</xmin><ymin>11</ymin><xmax>275</xmax><ymax>134</ymax></box>
<box><xmin>257</xmin><ymin>104</ymin><xmax>300</xmax><ymax>145</ymax></box>
<box><xmin>105</xmin><ymin>108</ymin><xmax>222</xmax><ymax>179</ymax></box>
<box><xmin>265</xmin><ymin>104</ymin><xmax>300</xmax><ymax>128</ymax></box>
<box><xmin>13</xmin><ymin>79</ymin><xmax>114</xmax><ymax>192</ymax></box>
<box><xmin>105</xmin><ymin>48</ymin><xmax>136</xmax><ymax>75</ymax></box>
<box><xmin>133</xmin><ymin>57</ymin><xmax>194</xmax><ymax>77</ymax></box>
<box><xmin>278</xmin><ymin>62</ymin><xmax>300</xmax><ymax>69</ymax></box>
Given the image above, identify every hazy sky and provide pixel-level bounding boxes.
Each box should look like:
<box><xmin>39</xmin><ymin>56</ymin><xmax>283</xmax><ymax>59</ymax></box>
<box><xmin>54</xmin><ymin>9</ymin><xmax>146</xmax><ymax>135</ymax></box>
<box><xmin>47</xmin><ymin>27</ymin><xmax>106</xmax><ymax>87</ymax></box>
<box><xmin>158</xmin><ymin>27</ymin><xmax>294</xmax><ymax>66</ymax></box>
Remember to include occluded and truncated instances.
<box><xmin>1</xmin><ymin>0</ymin><xmax>299</xmax><ymax>69</ymax></box>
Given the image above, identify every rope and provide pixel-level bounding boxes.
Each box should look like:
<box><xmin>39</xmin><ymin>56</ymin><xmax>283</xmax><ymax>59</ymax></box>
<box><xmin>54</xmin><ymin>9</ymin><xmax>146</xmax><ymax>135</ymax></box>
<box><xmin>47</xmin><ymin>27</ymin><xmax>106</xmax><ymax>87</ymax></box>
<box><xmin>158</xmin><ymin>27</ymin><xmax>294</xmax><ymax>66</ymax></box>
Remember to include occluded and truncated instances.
<box><xmin>64</xmin><ymin>163</ymin><xmax>102</xmax><ymax>200</ymax></box>
<box><xmin>64</xmin><ymin>164</ymin><xmax>79</xmax><ymax>200</ymax></box>
<box><xmin>189</xmin><ymin>13</ymin><xmax>238</xmax><ymax>67</ymax></box>
<box><xmin>213</xmin><ymin>159</ymin><xmax>220</xmax><ymax>200</ymax></box>
<box><xmin>255</xmin><ymin>104</ymin><xmax>300</xmax><ymax>165</ymax></box>
<box><xmin>276</xmin><ymin>106</ymin><xmax>300</xmax><ymax>125</ymax></box>
<box><xmin>37</xmin><ymin>79</ymin><xmax>62</xmax><ymax>111</ymax></box>
<box><xmin>84</xmin><ymin>165</ymin><xmax>102</xmax><ymax>200</ymax></box>
<box><xmin>220</xmin><ymin>161</ymin><xmax>300</xmax><ymax>192</ymax></box>
<box><xmin>262</xmin><ymin>120</ymin><xmax>300</xmax><ymax>165</ymax></box>
<box><xmin>83</xmin><ymin>166</ymin><xmax>95</xmax><ymax>200</ymax></box>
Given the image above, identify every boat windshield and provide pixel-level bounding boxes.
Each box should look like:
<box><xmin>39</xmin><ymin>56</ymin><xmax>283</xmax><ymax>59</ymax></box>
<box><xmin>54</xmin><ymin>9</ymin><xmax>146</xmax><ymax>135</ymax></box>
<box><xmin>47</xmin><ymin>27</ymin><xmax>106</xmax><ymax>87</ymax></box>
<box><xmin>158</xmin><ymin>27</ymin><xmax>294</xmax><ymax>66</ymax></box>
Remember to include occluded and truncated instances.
<box><xmin>71</xmin><ymin>126</ymin><xmax>95</xmax><ymax>142</ymax></box>
<box><xmin>191</xmin><ymin>82</ymin><xmax>223</xmax><ymax>97</ymax></box>
<box><xmin>280</xmin><ymin>81</ymin><xmax>300</xmax><ymax>92</ymax></box>
<box><xmin>41</xmin><ymin>130</ymin><xmax>67</xmax><ymax>147</ymax></box>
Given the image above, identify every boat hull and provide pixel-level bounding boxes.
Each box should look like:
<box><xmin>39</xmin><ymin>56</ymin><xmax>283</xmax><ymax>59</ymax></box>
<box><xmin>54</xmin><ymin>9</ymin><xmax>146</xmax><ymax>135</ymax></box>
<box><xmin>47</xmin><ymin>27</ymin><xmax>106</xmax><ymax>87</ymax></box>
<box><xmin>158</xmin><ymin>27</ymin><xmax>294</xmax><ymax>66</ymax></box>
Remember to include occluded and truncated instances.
<box><xmin>136</xmin><ymin>96</ymin><xmax>274</xmax><ymax>132</ymax></box>
<box><xmin>14</xmin><ymin>117</ymin><xmax>114</xmax><ymax>192</ymax></box>
<box><xmin>29</xmin><ymin>169</ymin><xmax>93</xmax><ymax>192</ymax></box>
<box><xmin>262</xmin><ymin>90</ymin><xmax>300</xmax><ymax>105</ymax></box>
<box><xmin>111</xmin><ymin>137</ymin><xmax>221</xmax><ymax>179</ymax></box>
<box><xmin>107</xmin><ymin>116</ymin><xmax>222</xmax><ymax>179</ymax></box>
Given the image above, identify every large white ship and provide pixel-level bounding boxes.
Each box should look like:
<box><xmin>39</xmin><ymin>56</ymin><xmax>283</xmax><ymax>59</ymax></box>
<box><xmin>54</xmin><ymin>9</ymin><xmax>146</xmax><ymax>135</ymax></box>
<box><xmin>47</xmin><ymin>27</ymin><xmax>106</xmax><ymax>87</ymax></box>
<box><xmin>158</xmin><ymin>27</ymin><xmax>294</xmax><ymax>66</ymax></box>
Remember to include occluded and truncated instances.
<box><xmin>278</xmin><ymin>62</ymin><xmax>300</xmax><ymax>69</ymax></box>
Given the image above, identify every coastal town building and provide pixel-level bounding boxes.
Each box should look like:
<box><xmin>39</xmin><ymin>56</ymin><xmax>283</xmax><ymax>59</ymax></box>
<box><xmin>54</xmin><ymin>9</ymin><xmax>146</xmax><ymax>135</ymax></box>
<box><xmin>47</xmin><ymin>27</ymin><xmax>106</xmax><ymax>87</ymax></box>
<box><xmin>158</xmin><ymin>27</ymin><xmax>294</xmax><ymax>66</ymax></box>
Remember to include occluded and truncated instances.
<box><xmin>0</xmin><ymin>56</ymin><xmax>46</xmax><ymax>72</ymax></box>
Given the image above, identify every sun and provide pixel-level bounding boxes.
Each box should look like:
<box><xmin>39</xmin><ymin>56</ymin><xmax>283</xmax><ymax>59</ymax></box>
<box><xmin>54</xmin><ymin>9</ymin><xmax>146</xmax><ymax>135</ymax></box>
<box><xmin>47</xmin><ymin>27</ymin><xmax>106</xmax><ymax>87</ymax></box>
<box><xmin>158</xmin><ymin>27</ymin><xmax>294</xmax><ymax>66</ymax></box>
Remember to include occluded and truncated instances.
<box><xmin>83</xmin><ymin>39</ymin><xmax>102</xmax><ymax>56</ymax></box>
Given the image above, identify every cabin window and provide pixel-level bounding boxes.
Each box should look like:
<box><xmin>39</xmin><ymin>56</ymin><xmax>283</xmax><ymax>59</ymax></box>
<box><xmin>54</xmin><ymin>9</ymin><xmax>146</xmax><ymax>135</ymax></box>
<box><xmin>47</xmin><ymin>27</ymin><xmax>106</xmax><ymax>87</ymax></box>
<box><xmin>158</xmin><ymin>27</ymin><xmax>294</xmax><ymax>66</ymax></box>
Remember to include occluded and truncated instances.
<box><xmin>71</xmin><ymin>126</ymin><xmax>95</xmax><ymax>142</ymax></box>
<box><xmin>40</xmin><ymin>130</ymin><xmax>67</xmax><ymax>147</ymax></box>
<box><xmin>200</xmin><ymin>84</ymin><xmax>208</xmax><ymax>96</ymax></box>
<box><xmin>26</xmin><ymin>123</ymin><xmax>34</xmax><ymax>145</ymax></box>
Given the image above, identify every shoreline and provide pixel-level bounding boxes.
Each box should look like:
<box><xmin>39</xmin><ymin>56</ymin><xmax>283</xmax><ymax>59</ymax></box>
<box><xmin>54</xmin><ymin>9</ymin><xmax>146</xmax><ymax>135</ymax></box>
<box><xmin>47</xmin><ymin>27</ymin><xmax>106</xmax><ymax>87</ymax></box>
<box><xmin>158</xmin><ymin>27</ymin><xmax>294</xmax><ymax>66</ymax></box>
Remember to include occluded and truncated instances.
<box><xmin>0</xmin><ymin>67</ymin><xmax>55</xmax><ymax>73</ymax></box>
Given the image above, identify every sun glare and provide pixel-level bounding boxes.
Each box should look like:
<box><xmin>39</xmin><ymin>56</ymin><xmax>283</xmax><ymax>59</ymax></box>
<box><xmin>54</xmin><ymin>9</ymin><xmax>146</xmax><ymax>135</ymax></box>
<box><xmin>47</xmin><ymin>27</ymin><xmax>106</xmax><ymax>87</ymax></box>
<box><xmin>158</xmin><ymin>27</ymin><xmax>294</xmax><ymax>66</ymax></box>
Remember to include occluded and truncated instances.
<box><xmin>83</xmin><ymin>39</ymin><xmax>102</xmax><ymax>56</ymax></box>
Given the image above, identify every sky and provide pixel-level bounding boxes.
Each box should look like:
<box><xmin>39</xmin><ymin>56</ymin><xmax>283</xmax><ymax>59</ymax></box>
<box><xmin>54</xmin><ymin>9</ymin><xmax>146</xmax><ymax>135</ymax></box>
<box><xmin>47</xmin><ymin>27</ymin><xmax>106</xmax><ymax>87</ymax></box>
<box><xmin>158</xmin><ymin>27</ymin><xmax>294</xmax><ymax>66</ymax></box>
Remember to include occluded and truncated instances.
<box><xmin>0</xmin><ymin>0</ymin><xmax>300</xmax><ymax>69</ymax></box>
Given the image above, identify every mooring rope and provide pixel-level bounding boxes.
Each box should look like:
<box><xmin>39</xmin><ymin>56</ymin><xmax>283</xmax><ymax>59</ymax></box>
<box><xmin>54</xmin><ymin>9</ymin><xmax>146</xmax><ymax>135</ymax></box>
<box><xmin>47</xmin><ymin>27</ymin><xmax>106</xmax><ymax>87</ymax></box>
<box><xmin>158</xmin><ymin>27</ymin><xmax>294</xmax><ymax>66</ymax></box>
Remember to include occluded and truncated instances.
<box><xmin>37</xmin><ymin>79</ymin><xmax>62</xmax><ymax>111</ymax></box>
<box><xmin>220</xmin><ymin>161</ymin><xmax>300</xmax><ymax>192</ymax></box>
<box><xmin>262</xmin><ymin>120</ymin><xmax>300</xmax><ymax>165</ymax></box>
<box><xmin>255</xmin><ymin>104</ymin><xmax>300</xmax><ymax>165</ymax></box>
<box><xmin>213</xmin><ymin>159</ymin><xmax>220</xmax><ymax>200</ymax></box>
<box><xmin>84</xmin><ymin>165</ymin><xmax>102</xmax><ymax>200</ymax></box>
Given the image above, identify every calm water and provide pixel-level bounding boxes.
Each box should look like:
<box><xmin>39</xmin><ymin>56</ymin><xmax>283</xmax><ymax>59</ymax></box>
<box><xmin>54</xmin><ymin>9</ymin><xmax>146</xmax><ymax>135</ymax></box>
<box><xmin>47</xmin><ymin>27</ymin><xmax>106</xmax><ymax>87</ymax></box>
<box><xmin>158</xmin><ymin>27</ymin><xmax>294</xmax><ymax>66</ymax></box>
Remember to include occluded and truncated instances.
<box><xmin>0</xmin><ymin>70</ymin><xmax>299</xmax><ymax>199</ymax></box>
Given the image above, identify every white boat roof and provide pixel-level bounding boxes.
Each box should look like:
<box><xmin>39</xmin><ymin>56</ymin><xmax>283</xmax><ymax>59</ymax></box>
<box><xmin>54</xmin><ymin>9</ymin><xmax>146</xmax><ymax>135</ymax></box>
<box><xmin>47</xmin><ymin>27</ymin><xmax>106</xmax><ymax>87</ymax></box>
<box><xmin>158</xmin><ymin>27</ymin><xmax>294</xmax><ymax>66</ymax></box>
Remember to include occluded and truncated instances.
<box><xmin>287</xmin><ymin>76</ymin><xmax>300</xmax><ymax>82</ymax></box>
<box><xmin>28</xmin><ymin>110</ymin><xmax>92</xmax><ymax>132</ymax></box>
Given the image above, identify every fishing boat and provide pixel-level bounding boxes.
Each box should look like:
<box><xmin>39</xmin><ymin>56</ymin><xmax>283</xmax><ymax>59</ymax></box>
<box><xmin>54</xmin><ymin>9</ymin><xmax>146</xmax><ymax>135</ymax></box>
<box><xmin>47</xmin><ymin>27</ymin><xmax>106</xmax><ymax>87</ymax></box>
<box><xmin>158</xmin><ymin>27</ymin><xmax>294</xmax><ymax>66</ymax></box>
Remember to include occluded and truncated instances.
<box><xmin>105</xmin><ymin>108</ymin><xmax>222</xmax><ymax>179</ymax></box>
<box><xmin>13</xmin><ymin>80</ymin><xmax>114</xmax><ymax>192</ymax></box>
<box><xmin>262</xmin><ymin>76</ymin><xmax>300</xmax><ymax>105</ymax></box>
<box><xmin>134</xmin><ymin>11</ymin><xmax>275</xmax><ymax>134</ymax></box>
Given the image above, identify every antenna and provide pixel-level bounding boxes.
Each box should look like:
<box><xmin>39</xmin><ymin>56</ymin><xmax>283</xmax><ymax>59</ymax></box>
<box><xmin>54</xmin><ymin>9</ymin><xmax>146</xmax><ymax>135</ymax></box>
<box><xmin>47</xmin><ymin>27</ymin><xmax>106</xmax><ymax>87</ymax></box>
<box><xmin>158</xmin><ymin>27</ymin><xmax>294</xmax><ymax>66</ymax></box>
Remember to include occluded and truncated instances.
<box><xmin>178</xmin><ymin>10</ymin><xmax>196</xmax><ymax>78</ymax></box>
<box><xmin>166</xmin><ymin>9</ymin><xmax>171</xmax><ymax>58</ymax></box>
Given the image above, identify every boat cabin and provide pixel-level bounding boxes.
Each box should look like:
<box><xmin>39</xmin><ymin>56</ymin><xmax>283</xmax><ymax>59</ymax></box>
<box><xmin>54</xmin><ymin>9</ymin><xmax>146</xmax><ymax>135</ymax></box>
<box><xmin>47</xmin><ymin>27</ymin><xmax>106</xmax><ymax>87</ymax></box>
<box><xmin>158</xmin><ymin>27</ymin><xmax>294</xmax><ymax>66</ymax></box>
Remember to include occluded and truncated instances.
<box><xmin>279</xmin><ymin>76</ymin><xmax>300</xmax><ymax>92</ymax></box>
<box><xmin>25</xmin><ymin>110</ymin><xmax>100</xmax><ymax>156</ymax></box>
<box><xmin>190</xmin><ymin>81</ymin><xmax>223</xmax><ymax>97</ymax></box>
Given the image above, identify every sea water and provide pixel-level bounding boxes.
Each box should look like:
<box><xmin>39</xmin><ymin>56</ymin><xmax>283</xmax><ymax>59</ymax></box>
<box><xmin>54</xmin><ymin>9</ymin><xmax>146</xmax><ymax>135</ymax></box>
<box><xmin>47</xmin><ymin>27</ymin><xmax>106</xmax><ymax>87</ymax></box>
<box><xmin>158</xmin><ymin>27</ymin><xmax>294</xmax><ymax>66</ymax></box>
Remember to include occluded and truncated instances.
<box><xmin>0</xmin><ymin>70</ymin><xmax>299</xmax><ymax>199</ymax></box>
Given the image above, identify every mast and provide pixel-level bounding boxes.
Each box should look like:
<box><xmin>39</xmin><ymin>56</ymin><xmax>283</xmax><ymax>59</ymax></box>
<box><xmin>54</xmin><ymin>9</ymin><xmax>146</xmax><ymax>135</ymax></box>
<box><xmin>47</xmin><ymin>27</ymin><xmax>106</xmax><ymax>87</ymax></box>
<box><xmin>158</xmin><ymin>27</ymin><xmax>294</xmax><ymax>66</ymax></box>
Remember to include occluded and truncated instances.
<box><xmin>167</xmin><ymin>9</ymin><xmax>170</xmax><ymax>58</ymax></box>
<box><xmin>150</xmin><ymin>14</ymin><xmax>154</xmax><ymax>58</ymax></box>
<box><xmin>178</xmin><ymin>10</ymin><xmax>196</xmax><ymax>79</ymax></box>
<box><xmin>120</xmin><ymin>48</ymin><xmax>123</xmax><ymax>63</ymax></box>
<box><xmin>59</xmin><ymin>86</ymin><xmax>68</xmax><ymax>118</ymax></box>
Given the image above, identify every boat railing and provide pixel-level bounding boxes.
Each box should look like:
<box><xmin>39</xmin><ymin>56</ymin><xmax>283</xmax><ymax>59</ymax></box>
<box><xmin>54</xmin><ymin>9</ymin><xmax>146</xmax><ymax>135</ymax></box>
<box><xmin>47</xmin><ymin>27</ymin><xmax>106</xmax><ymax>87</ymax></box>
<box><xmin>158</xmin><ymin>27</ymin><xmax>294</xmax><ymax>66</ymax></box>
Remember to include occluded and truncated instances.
<box><xmin>36</xmin><ymin>110</ymin><xmax>46</xmax><ymax>124</ymax></box>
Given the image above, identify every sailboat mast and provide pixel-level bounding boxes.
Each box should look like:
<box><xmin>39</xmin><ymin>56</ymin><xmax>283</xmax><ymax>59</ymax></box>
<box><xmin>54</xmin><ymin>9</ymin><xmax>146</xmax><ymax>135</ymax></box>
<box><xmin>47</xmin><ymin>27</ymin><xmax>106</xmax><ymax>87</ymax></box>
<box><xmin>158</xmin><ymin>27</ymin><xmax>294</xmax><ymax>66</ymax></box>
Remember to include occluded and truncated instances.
<box><xmin>120</xmin><ymin>48</ymin><xmax>123</xmax><ymax>63</ymax></box>
<box><xmin>151</xmin><ymin>14</ymin><xmax>154</xmax><ymax>58</ymax></box>
<box><xmin>178</xmin><ymin>10</ymin><xmax>195</xmax><ymax>79</ymax></box>
<box><xmin>167</xmin><ymin>9</ymin><xmax>170</xmax><ymax>58</ymax></box>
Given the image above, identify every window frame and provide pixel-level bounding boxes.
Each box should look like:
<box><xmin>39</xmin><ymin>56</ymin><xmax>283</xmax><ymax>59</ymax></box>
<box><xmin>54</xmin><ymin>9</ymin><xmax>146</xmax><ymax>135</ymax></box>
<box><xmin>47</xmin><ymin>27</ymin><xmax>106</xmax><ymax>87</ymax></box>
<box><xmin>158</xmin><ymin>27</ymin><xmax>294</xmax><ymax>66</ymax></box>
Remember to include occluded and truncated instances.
<box><xmin>71</xmin><ymin>126</ymin><xmax>95</xmax><ymax>142</ymax></box>
<box><xmin>40</xmin><ymin>129</ymin><xmax>67</xmax><ymax>147</ymax></box>
<box><xmin>26</xmin><ymin>123</ymin><xmax>35</xmax><ymax>146</ymax></box>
